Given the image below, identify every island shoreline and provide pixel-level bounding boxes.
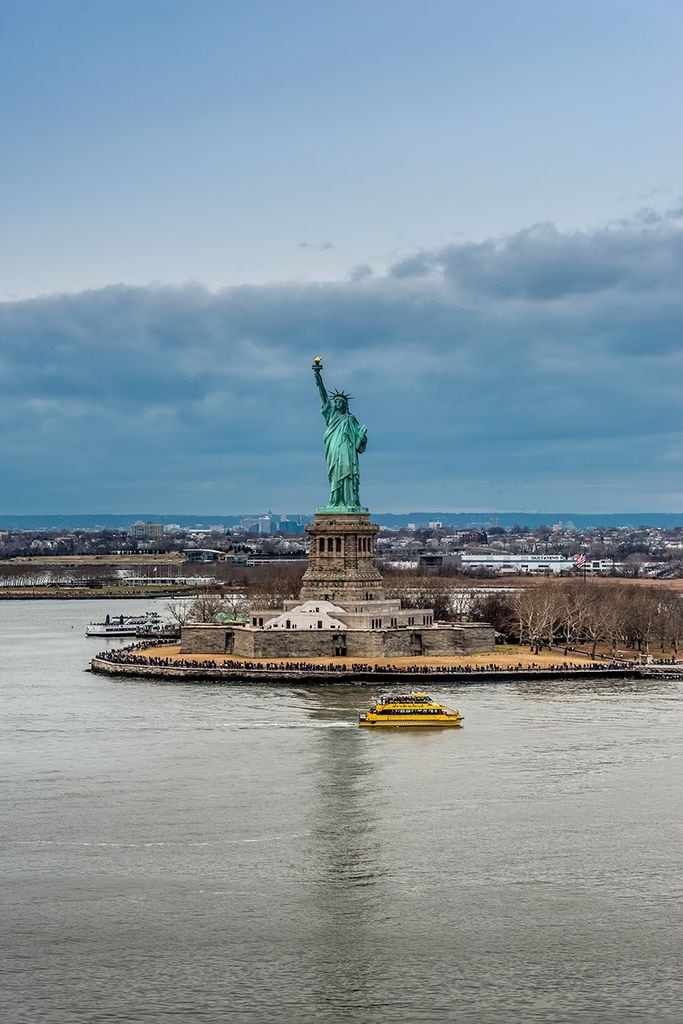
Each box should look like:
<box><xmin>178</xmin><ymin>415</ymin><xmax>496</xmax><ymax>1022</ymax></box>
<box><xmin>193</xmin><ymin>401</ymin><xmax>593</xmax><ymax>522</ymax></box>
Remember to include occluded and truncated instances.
<box><xmin>89</xmin><ymin>656</ymin><xmax>682</xmax><ymax>685</ymax></box>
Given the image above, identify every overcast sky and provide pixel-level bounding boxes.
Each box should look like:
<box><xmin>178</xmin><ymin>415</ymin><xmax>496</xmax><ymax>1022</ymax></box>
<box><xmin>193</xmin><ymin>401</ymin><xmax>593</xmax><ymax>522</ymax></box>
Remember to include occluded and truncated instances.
<box><xmin>1</xmin><ymin>0</ymin><xmax>682</xmax><ymax>513</ymax></box>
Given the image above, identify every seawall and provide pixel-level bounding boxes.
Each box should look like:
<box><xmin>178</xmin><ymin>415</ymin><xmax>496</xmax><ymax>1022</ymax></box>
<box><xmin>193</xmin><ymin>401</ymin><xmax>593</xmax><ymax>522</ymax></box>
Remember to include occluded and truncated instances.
<box><xmin>90</xmin><ymin>657</ymin><xmax>681</xmax><ymax>686</ymax></box>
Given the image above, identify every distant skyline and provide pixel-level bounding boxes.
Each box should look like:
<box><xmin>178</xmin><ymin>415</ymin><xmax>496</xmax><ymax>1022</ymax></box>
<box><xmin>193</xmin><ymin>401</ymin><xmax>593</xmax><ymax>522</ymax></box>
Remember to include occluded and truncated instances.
<box><xmin>1</xmin><ymin>512</ymin><xmax>681</xmax><ymax>532</ymax></box>
<box><xmin>1</xmin><ymin>1</ymin><xmax>682</xmax><ymax>513</ymax></box>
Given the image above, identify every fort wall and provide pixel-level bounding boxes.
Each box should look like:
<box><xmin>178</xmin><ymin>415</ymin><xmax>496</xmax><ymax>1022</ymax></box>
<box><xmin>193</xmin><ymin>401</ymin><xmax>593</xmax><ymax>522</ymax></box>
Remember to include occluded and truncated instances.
<box><xmin>180</xmin><ymin>622</ymin><xmax>494</xmax><ymax>658</ymax></box>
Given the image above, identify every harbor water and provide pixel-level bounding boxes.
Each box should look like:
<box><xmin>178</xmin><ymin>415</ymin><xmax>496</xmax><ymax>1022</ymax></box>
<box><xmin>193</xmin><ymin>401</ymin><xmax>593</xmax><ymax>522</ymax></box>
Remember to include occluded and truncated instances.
<box><xmin>2</xmin><ymin>599</ymin><xmax>682</xmax><ymax>1023</ymax></box>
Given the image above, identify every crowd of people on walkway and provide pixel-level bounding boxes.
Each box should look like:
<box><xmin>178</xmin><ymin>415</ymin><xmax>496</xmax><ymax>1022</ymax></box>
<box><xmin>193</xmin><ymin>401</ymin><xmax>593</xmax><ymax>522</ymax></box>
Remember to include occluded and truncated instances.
<box><xmin>93</xmin><ymin>644</ymin><xmax>654</xmax><ymax>676</ymax></box>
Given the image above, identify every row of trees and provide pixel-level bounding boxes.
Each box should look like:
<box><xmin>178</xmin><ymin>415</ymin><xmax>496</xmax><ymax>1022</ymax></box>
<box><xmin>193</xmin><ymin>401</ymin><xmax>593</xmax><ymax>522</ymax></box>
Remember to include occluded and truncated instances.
<box><xmin>382</xmin><ymin>569</ymin><xmax>682</xmax><ymax>655</ymax></box>
<box><xmin>470</xmin><ymin>581</ymin><xmax>683</xmax><ymax>656</ymax></box>
<box><xmin>172</xmin><ymin>563</ymin><xmax>682</xmax><ymax>659</ymax></box>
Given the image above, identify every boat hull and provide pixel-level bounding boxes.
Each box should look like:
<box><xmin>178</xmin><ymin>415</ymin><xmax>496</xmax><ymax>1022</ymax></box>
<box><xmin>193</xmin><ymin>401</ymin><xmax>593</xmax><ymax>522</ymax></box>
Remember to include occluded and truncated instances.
<box><xmin>86</xmin><ymin>627</ymin><xmax>140</xmax><ymax>637</ymax></box>
<box><xmin>359</xmin><ymin>715</ymin><xmax>462</xmax><ymax>727</ymax></box>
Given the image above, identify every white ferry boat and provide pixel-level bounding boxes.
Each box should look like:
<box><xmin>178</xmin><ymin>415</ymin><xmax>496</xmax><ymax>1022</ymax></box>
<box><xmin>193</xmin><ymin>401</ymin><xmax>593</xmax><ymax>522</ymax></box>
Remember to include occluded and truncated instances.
<box><xmin>85</xmin><ymin>611</ymin><xmax>162</xmax><ymax>638</ymax></box>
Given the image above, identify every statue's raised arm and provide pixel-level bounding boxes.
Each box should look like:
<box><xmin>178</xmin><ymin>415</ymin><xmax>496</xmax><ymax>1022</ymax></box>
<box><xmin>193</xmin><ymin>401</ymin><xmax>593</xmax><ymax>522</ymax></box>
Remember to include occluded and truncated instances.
<box><xmin>311</xmin><ymin>357</ymin><xmax>368</xmax><ymax>513</ymax></box>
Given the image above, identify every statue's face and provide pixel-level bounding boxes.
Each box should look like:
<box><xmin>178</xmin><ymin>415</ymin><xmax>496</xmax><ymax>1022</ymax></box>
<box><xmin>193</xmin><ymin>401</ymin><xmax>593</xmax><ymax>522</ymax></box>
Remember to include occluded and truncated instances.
<box><xmin>333</xmin><ymin>396</ymin><xmax>348</xmax><ymax>412</ymax></box>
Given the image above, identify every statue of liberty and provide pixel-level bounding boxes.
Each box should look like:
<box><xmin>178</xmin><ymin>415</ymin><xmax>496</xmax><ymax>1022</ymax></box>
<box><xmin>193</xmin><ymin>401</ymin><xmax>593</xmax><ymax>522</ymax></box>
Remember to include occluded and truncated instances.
<box><xmin>312</xmin><ymin>358</ymin><xmax>368</xmax><ymax>512</ymax></box>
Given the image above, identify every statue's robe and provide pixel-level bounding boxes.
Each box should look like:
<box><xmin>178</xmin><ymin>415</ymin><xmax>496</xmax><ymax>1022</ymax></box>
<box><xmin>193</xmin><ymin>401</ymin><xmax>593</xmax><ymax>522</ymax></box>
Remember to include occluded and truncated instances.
<box><xmin>321</xmin><ymin>400</ymin><xmax>367</xmax><ymax>508</ymax></box>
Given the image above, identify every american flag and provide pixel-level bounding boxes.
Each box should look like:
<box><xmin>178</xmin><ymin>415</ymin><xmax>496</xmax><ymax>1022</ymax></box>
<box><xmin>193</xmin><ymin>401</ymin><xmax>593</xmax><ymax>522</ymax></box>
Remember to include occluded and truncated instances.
<box><xmin>574</xmin><ymin>553</ymin><xmax>587</xmax><ymax>569</ymax></box>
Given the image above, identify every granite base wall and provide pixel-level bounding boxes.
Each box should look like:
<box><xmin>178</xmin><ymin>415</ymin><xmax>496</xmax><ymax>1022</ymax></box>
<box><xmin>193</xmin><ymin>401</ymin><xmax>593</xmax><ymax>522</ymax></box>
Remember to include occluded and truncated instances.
<box><xmin>180</xmin><ymin>622</ymin><xmax>495</xmax><ymax>658</ymax></box>
<box><xmin>181</xmin><ymin>625</ymin><xmax>255</xmax><ymax>656</ymax></box>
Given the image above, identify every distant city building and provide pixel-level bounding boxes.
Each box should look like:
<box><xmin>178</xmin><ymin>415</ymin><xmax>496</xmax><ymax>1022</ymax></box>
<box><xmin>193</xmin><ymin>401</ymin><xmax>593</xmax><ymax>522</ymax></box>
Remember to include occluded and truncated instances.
<box><xmin>129</xmin><ymin>521</ymin><xmax>164</xmax><ymax>541</ymax></box>
<box><xmin>278</xmin><ymin>520</ymin><xmax>296</xmax><ymax>534</ymax></box>
<box><xmin>238</xmin><ymin>513</ymin><xmax>308</xmax><ymax>534</ymax></box>
<box><xmin>278</xmin><ymin>517</ymin><xmax>307</xmax><ymax>534</ymax></box>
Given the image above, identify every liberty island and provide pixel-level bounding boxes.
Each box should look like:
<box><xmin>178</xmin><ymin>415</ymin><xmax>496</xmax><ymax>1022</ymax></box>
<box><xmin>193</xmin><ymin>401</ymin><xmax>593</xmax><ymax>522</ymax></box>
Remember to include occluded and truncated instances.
<box><xmin>88</xmin><ymin>362</ymin><xmax>683</xmax><ymax>680</ymax></box>
<box><xmin>92</xmin><ymin>359</ymin><xmax>495</xmax><ymax>675</ymax></box>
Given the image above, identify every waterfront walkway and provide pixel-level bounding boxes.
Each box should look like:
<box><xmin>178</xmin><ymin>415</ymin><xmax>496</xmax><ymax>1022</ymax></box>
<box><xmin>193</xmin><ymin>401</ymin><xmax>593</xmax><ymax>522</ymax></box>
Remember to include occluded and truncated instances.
<box><xmin>90</xmin><ymin>643</ymin><xmax>683</xmax><ymax>684</ymax></box>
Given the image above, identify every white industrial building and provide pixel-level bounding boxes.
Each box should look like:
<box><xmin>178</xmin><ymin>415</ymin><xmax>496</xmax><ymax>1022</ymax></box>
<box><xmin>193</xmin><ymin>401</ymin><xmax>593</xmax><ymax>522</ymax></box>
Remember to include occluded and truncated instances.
<box><xmin>461</xmin><ymin>554</ymin><xmax>619</xmax><ymax>575</ymax></box>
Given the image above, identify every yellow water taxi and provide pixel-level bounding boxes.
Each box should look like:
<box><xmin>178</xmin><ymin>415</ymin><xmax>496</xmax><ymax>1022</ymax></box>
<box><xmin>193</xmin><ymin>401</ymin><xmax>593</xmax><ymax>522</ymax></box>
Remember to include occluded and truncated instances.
<box><xmin>358</xmin><ymin>691</ymin><xmax>463</xmax><ymax>727</ymax></box>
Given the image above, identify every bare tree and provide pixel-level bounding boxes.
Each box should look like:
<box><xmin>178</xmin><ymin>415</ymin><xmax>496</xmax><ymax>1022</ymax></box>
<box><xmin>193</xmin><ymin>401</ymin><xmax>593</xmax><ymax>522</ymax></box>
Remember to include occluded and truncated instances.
<box><xmin>513</xmin><ymin>584</ymin><xmax>557</xmax><ymax>653</ymax></box>
<box><xmin>623</xmin><ymin>588</ymin><xmax>662</xmax><ymax>656</ymax></box>
<box><xmin>659</xmin><ymin>592</ymin><xmax>683</xmax><ymax>655</ymax></box>
<box><xmin>166</xmin><ymin>599</ymin><xmax>193</xmax><ymax>626</ymax></box>
<box><xmin>245</xmin><ymin>564</ymin><xmax>305</xmax><ymax>609</ymax></box>
<box><xmin>187</xmin><ymin>590</ymin><xmax>229</xmax><ymax>623</ymax></box>
<box><xmin>221</xmin><ymin>591</ymin><xmax>249</xmax><ymax>618</ymax></box>
<box><xmin>558</xmin><ymin>581</ymin><xmax>589</xmax><ymax>654</ymax></box>
<box><xmin>600</xmin><ymin>585</ymin><xmax>630</xmax><ymax>658</ymax></box>
<box><xmin>469</xmin><ymin>591</ymin><xmax>517</xmax><ymax>638</ymax></box>
<box><xmin>383</xmin><ymin>575</ymin><xmax>455</xmax><ymax>621</ymax></box>
<box><xmin>582</xmin><ymin>586</ymin><xmax>615</xmax><ymax>658</ymax></box>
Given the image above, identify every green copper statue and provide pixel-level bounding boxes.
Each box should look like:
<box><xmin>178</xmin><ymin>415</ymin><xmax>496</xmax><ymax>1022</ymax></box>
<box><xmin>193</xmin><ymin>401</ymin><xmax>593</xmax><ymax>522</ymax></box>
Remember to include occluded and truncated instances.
<box><xmin>312</xmin><ymin>357</ymin><xmax>368</xmax><ymax>513</ymax></box>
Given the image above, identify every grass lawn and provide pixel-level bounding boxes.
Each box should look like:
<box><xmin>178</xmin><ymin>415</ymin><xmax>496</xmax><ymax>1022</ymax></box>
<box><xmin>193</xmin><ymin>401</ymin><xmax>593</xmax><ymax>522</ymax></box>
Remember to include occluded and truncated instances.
<box><xmin>139</xmin><ymin>643</ymin><xmax>601</xmax><ymax>669</ymax></box>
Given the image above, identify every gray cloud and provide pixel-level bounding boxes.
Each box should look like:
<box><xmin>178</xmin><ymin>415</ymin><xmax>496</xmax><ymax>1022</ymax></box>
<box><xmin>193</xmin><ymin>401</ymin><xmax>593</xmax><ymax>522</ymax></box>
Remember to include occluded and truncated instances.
<box><xmin>299</xmin><ymin>240</ymin><xmax>334</xmax><ymax>251</ymax></box>
<box><xmin>389</xmin><ymin>207</ymin><xmax>683</xmax><ymax>300</ymax></box>
<box><xmin>348</xmin><ymin>264</ymin><xmax>373</xmax><ymax>282</ymax></box>
<box><xmin>0</xmin><ymin>212</ymin><xmax>681</xmax><ymax>511</ymax></box>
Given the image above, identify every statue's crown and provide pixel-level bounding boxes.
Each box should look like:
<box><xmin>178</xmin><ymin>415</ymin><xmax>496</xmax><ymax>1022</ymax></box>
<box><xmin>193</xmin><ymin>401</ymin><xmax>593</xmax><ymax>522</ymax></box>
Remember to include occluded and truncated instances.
<box><xmin>331</xmin><ymin>388</ymin><xmax>352</xmax><ymax>401</ymax></box>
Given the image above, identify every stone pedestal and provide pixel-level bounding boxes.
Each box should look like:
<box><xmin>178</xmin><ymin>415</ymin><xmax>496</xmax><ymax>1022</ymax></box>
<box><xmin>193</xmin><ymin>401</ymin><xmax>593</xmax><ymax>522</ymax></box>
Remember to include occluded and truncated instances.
<box><xmin>300</xmin><ymin>513</ymin><xmax>385</xmax><ymax>603</ymax></box>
